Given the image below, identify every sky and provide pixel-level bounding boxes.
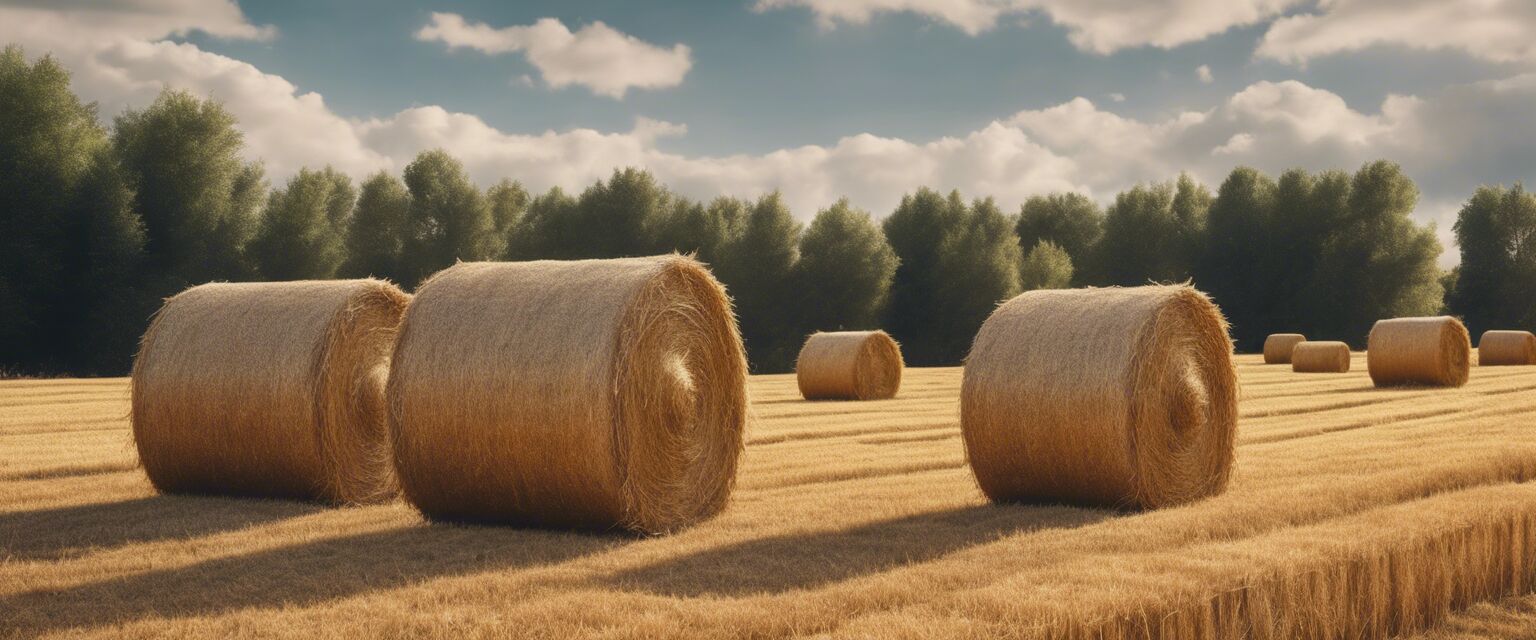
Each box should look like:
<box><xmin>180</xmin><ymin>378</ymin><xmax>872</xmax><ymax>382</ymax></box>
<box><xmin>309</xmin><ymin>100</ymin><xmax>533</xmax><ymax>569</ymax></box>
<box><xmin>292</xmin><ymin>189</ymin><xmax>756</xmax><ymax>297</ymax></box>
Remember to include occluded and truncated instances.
<box><xmin>3</xmin><ymin>0</ymin><xmax>1535</xmax><ymax>264</ymax></box>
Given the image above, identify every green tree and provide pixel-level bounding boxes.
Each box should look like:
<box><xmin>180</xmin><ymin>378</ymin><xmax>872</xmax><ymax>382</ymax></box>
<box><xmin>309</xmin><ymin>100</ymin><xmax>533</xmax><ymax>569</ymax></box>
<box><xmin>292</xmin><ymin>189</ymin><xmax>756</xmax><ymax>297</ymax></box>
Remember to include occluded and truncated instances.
<box><xmin>113</xmin><ymin>89</ymin><xmax>265</xmax><ymax>286</ymax></box>
<box><xmin>1198</xmin><ymin>167</ymin><xmax>1278</xmax><ymax>349</ymax></box>
<box><xmin>1449</xmin><ymin>184</ymin><xmax>1536</xmax><ymax>335</ymax></box>
<box><xmin>937</xmin><ymin>197</ymin><xmax>1022</xmax><ymax>360</ymax></box>
<box><xmin>341</xmin><ymin>171</ymin><xmax>410</xmax><ymax>283</ymax></box>
<box><xmin>1096</xmin><ymin>176</ymin><xmax>1208</xmax><ymax>286</ymax></box>
<box><xmin>882</xmin><ymin>188</ymin><xmax>966</xmax><ymax>365</ymax></box>
<box><xmin>573</xmin><ymin>167</ymin><xmax>669</xmax><ymax>258</ymax></box>
<box><xmin>1019</xmin><ymin>240</ymin><xmax>1073</xmax><ymax>291</ymax></box>
<box><xmin>714</xmin><ymin>192</ymin><xmax>801</xmax><ymax>372</ymax></box>
<box><xmin>794</xmin><ymin>198</ymin><xmax>898</xmax><ymax>334</ymax></box>
<box><xmin>486</xmin><ymin>179</ymin><xmax>528</xmax><ymax>259</ymax></box>
<box><xmin>249</xmin><ymin>167</ymin><xmax>354</xmax><ymax>280</ymax></box>
<box><xmin>61</xmin><ymin>152</ymin><xmax>149</xmax><ymax>373</ymax></box>
<box><xmin>655</xmin><ymin>196</ymin><xmax>743</xmax><ymax>265</ymax></box>
<box><xmin>399</xmin><ymin>149</ymin><xmax>494</xmax><ymax>286</ymax></box>
<box><xmin>509</xmin><ymin>186</ymin><xmax>580</xmax><ymax>260</ymax></box>
<box><xmin>1016</xmin><ymin>192</ymin><xmax>1101</xmax><ymax>281</ymax></box>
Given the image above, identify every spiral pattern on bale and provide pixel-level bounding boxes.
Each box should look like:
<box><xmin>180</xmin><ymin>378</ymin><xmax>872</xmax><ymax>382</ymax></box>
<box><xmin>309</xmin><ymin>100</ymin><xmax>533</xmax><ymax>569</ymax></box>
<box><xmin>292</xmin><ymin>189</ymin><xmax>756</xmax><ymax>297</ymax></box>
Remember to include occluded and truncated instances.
<box><xmin>1367</xmin><ymin>317</ymin><xmax>1470</xmax><ymax>387</ymax></box>
<box><xmin>1263</xmin><ymin>333</ymin><xmax>1307</xmax><ymax>364</ymax></box>
<box><xmin>131</xmin><ymin>280</ymin><xmax>410</xmax><ymax>504</ymax></box>
<box><xmin>1478</xmin><ymin>330</ymin><xmax>1536</xmax><ymax>366</ymax></box>
<box><xmin>961</xmin><ymin>285</ymin><xmax>1238</xmax><ymax>510</ymax></box>
<box><xmin>795</xmin><ymin>331</ymin><xmax>903</xmax><ymax>400</ymax></box>
<box><xmin>387</xmin><ymin>255</ymin><xmax>747</xmax><ymax>535</ymax></box>
<box><xmin>1291</xmin><ymin>341</ymin><xmax>1351</xmax><ymax>373</ymax></box>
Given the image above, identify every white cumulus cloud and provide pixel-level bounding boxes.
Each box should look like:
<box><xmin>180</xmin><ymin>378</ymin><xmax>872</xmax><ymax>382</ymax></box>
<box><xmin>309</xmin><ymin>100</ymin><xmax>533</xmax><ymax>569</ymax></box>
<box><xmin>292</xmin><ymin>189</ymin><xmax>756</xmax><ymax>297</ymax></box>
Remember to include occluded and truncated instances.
<box><xmin>1196</xmin><ymin>64</ymin><xmax>1213</xmax><ymax>83</ymax></box>
<box><xmin>1257</xmin><ymin>0</ymin><xmax>1536</xmax><ymax>66</ymax></box>
<box><xmin>415</xmin><ymin>13</ymin><xmax>692</xmax><ymax>99</ymax></box>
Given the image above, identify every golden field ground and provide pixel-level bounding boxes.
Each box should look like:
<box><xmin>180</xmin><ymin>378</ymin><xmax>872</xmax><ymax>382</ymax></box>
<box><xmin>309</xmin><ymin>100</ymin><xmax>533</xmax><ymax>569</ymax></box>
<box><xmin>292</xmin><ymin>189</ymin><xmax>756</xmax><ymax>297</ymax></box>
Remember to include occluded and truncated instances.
<box><xmin>4</xmin><ymin>354</ymin><xmax>1536</xmax><ymax>638</ymax></box>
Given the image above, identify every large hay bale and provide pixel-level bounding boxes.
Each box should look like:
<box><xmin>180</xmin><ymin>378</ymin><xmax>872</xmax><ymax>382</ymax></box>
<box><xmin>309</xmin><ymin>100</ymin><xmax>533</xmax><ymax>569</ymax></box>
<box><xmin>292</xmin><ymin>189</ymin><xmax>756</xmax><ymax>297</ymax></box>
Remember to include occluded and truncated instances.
<box><xmin>795</xmin><ymin>330</ymin><xmax>903</xmax><ymax>400</ymax></box>
<box><xmin>1263</xmin><ymin>333</ymin><xmax>1306</xmax><ymax>364</ymax></box>
<box><xmin>1366</xmin><ymin>316</ymin><xmax>1470</xmax><ymax>387</ymax></box>
<box><xmin>387</xmin><ymin>255</ymin><xmax>747</xmax><ymax>534</ymax></box>
<box><xmin>1478</xmin><ymin>330</ymin><xmax>1536</xmax><ymax>366</ymax></box>
<box><xmin>131</xmin><ymin>280</ymin><xmax>410</xmax><ymax>504</ymax></box>
<box><xmin>961</xmin><ymin>285</ymin><xmax>1237</xmax><ymax>510</ymax></box>
<box><xmin>1291</xmin><ymin>341</ymin><xmax>1351</xmax><ymax>373</ymax></box>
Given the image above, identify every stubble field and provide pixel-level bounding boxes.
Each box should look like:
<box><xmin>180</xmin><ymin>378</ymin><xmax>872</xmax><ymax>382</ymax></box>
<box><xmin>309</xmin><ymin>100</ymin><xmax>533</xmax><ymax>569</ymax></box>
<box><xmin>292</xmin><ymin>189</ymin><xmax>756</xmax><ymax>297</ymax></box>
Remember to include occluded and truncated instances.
<box><xmin>4</xmin><ymin>354</ymin><xmax>1536</xmax><ymax>638</ymax></box>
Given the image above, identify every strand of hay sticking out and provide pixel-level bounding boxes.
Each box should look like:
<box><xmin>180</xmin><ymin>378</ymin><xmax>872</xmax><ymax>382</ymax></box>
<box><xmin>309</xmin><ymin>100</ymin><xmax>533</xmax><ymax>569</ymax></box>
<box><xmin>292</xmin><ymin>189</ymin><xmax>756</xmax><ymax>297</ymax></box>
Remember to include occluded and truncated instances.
<box><xmin>387</xmin><ymin>255</ymin><xmax>747</xmax><ymax>535</ymax></box>
<box><xmin>1263</xmin><ymin>333</ymin><xmax>1306</xmax><ymax>364</ymax></box>
<box><xmin>131</xmin><ymin>280</ymin><xmax>410</xmax><ymax>504</ymax></box>
<box><xmin>795</xmin><ymin>330</ymin><xmax>903</xmax><ymax>400</ymax></box>
<box><xmin>1367</xmin><ymin>316</ymin><xmax>1470</xmax><ymax>387</ymax></box>
<box><xmin>1291</xmin><ymin>341</ymin><xmax>1351</xmax><ymax>373</ymax></box>
<box><xmin>961</xmin><ymin>284</ymin><xmax>1237</xmax><ymax>510</ymax></box>
<box><xmin>1479</xmin><ymin>330</ymin><xmax>1536</xmax><ymax>366</ymax></box>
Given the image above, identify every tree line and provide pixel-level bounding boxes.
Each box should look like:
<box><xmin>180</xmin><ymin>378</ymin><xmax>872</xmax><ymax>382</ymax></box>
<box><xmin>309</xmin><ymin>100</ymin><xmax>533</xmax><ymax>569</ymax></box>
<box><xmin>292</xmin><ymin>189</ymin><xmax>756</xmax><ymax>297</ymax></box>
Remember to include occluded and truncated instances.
<box><xmin>3</xmin><ymin>46</ymin><xmax>1534</xmax><ymax>376</ymax></box>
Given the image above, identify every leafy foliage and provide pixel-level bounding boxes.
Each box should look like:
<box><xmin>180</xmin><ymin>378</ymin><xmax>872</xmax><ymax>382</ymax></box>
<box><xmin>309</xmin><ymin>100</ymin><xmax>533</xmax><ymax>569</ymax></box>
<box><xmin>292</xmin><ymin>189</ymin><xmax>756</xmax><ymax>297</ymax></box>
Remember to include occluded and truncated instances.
<box><xmin>1449</xmin><ymin>184</ymin><xmax>1536</xmax><ymax>335</ymax></box>
<box><xmin>1019</xmin><ymin>240</ymin><xmax>1074</xmax><ymax>291</ymax></box>
<box><xmin>794</xmin><ymin>198</ymin><xmax>898</xmax><ymax>333</ymax></box>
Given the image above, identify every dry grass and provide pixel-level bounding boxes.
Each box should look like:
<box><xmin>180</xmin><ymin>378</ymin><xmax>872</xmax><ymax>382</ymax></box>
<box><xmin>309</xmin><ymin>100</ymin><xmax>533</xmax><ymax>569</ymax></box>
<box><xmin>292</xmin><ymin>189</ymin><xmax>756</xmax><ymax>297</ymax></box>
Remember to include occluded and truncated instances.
<box><xmin>4</xmin><ymin>354</ymin><xmax>1536</xmax><ymax>638</ymax></box>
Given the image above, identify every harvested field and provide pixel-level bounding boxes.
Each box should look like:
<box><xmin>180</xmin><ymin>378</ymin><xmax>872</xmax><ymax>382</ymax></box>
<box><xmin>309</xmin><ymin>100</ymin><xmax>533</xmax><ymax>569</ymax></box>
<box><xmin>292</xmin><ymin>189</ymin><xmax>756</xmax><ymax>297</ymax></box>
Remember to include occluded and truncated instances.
<box><xmin>4</xmin><ymin>353</ymin><xmax>1536</xmax><ymax>638</ymax></box>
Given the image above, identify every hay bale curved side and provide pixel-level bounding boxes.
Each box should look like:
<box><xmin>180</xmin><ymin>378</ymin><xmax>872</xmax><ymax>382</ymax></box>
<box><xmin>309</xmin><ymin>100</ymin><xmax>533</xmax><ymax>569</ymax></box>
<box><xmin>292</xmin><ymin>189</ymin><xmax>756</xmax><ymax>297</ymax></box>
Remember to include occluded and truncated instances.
<box><xmin>387</xmin><ymin>255</ymin><xmax>747</xmax><ymax>535</ymax></box>
<box><xmin>1367</xmin><ymin>316</ymin><xmax>1470</xmax><ymax>387</ymax></box>
<box><xmin>1263</xmin><ymin>333</ymin><xmax>1307</xmax><ymax>364</ymax></box>
<box><xmin>1479</xmin><ymin>330</ymin><xmax>1536</xmax><ymax>366</ymax></box>
<box><xmin>1291</xmin><ymin>341</ymin><xmax>1351</xmax><ymax>373</ymax></box>
<box><xmin>961</xmin><ymin>285</ymin><xmax>1238</xmax><ymax>510</ymax></box>
<box><xmin>795</xmin><ymin>330</ymin><xmax>903</xmax><ymax>400</ymax></box>
<box><xmin>131</xmin><ymin>280</ymin><xmax>410</xmax><ymax>504</ymax></box>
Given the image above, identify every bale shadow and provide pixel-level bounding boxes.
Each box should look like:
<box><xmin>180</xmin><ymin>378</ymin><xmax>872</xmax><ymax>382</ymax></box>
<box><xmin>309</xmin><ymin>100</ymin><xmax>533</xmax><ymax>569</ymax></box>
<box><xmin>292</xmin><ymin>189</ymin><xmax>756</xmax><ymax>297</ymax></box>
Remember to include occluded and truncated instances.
<box><xmin>0</xmin><ymin>495</ymin><xmax>324</xmax><ymax>561</ymax></box>
<box><xmin>610</xmin><ymin>502</ymin><xmax>1114</xmax><ymax>597</ymax></box>
<box><xmin>3</xmin><ymin>522</ymin><xmax>625</xmax><ymax>635</ymax></box>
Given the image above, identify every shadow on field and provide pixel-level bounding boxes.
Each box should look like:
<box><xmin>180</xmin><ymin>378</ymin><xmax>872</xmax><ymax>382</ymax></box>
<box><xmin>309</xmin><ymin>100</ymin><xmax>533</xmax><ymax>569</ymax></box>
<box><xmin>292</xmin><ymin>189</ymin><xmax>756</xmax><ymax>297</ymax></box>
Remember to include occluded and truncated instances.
<box><xmin>2</xmin><ymin>523</ymin><xmax>626</xmax><ymax>635</ymax></box>
<box><xmin>0</xmin><ymin>495</ymin><xmax>322</xmax><ymax>560</ymax></box>
<box><xmin>610</xmin><ymin>502</ymin><xmax>1114</xmax><ymax>596</ymax></box>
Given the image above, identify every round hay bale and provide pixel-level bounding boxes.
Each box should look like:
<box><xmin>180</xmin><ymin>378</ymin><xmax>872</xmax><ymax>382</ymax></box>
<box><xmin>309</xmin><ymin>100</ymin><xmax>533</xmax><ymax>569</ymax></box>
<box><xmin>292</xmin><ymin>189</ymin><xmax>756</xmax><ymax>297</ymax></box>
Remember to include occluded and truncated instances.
<box><xmin>131</xmin><ymin>279</ymin><xmax>410</xmax><ymax>504</ymax></box>
<box><xmin>1367</xmin><ymin>316</ymin><xmax>1470</xmax><ymax>387</ymax></box>
<box><xmin>387</xmin><ymin>255</ymin><xmax>747</xmax><ymax>534</ymax></box>
<box><xmin>795</xmin><ymin>331</ymin><xmax>903</xmax><ymax>400</ymax></box>
<box><xmin>1291</xmin><ymin>341</ymin><xmax>1351</xmax><ymax>373</ymax></box>
<box><xmin>1478</xmin><ymin>330</ymin><xmax>1536</xmax><ymax>366</ymax></box>
<box><xmin>1262</xmin><ymin>333</ymin><xmax>1306</xmax><ymax>364</ymax></box>
<box><xmin>961</xmin><ymin>284</ymin><xmax>1237</xmax><ymax>510</ymax></box>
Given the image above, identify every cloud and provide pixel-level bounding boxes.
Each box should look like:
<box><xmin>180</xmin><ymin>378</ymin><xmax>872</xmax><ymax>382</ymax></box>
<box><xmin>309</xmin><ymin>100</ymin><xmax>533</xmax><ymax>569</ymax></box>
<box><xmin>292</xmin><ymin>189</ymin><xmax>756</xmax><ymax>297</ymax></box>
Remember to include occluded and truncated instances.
<box><xmin>754</xmin><ymin>0</ymin><xmax>1303</xmax><ymax>53</ymax></box>
<box><xmin>1257</xmin><ymin>0</ymin><xmax>1536</xmax><ymax>65</ymax></box>
<box><xmin>415</xmin><ymin>13</ymin><xmax>692</xmax><ymax>98</ymax></box>
<box><xmin>1196</xmin><ymin>64</ymin><xmax>1213</xmax><ymax>83</ymax></box>
<box><xmin>1108</xmin><ymin>92</ymin><xmax>1126</xmax><ymax>102</ymax></box>
<box><xmin>0</xmin><ymin>0</ymin><xmax>274</xmax><ymax>43</ymax></box>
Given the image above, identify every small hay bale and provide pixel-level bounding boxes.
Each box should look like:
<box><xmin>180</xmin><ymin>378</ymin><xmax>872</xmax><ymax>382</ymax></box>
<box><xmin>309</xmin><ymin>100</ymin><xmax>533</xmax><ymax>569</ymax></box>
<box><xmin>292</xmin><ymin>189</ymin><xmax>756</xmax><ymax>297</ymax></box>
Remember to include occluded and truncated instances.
<box><xmin>1366</xmin><ymin>316</ymin><xmax>1470</xmax><ymax>387</ymax></box>
<box><xmin>1478</xmin><ymin>330</ymin><xmax>1536</xmax><ymax>366</ymax></box>
<box><xmin>1291</xmin><ymin>341</ymin><xmax>1351</xmax><ymax>373</ymax></box>
<box><xmin>131</xmin><ymin>280</ymin><xmax>410</xmax><ymax>504</ymax></box>
<box><xmin>795</xmin><ymin>330</ymin><xmax>903</xmax><ymax>400</ymax></box>
<box><xmin>1263</xmin><ymin>333</ymin><xmax>1306</xmax><ymax>364</ymax></box>
<box><xmin>387</xmin><ymin>255</ymin><xmax>747</xmax><ymax>534</ymax></box>
<box><xmin>961</xmin><ymin>284</ymin><xmax>1237</xmax><ymax>510</ymax></box>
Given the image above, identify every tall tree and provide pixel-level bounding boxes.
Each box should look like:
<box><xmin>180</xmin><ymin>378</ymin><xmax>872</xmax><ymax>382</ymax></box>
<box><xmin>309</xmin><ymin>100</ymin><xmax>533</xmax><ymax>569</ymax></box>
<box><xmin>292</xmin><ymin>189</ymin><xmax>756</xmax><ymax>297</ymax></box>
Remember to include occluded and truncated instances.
<box><xmin>61</xmin><ymin>151</ymin><xmax>149</xmax><ymax>373</ymax></box>
<box><xmin>655</xmin><ymin>196</ymin><xmax>743</xmax><ymax>265</ymax></box>
<box><xmin>714</xmin><ymin>192</ymin><xmax>801</xmax><ymax>372</ymax></box>
<box><xmin>249</xmin><ymin>167</ymin><xmax>354</xmax><ymax>281</ymax></box>
<box><xmin>113</xmin><ymin>89</ymin><xmax>264</xmax><ymax>287</ymax></box>
<box><xmin>794</xmin><ymin>198</ymin><xmax>899</xmax><ymax>334</ymax></box>
<box><xmin>341</xmin><ymin>171</ymin><xmax>410</xmax><ymax>283</ymax></box>
<box><xmin>1198</xmin><ymin>167</ymin><xmax>1278</xmax><ymax>349</ymax></box>
<box><xmin>399</xmin><ymin>149</ymin><xmax>494</xmax><ymax>286</ymax></box>
<box><xmin>1450</xmin><ymin>183</ymin><xmax>1536</xmax><ymax>335</ymax></box>
<box><xmin>1019</xmin><ymin>240</ymin><xmax>1074</xmax><ymax>291</ymax></box>
<box><xmin>882</xmin><ymin>188</ymin><xmax>967</xmax><ymax>365</ymax></box>
<box><xmin>937</xmin><ymin>197</ymin><xmax>1022</xmax><ymax>360</ymax></box>
<box><xmin>1016</xmin><ymin>192</ymin><xmax>1101</xmax><ymax>281</ymax></box>
<box><xmin>1096</xmin><ymin>177</ymin><xmax>1208</xmax><ymax>286</ymax></box>
<box><xmin>509</xmin><ymin>186</ymin><xmax>580</xmax><ymax>260</ymax></box>
<box><xmin>486</xmin><ymin>179</ymin><xmax>528</xmax><ymax>259</ymax></box>
<box><xmin>573</xmin><ymin>167</ymin><xmax>669</xmax><ymax>258</ymax></box>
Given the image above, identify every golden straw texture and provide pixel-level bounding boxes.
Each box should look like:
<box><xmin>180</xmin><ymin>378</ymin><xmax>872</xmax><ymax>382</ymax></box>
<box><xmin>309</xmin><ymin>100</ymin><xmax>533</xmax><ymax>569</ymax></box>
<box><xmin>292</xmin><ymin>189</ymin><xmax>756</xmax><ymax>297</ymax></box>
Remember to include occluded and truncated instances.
<box><xmin>1479</xmin><ymin>330</ymin><xmax>1536</xmax><ymax>366</ymax></box>
<box><xmin>1367</xmin><ymin>317</ymin><xmax>1471</xmax><ymax>387</ymax></box>
<box><xmin>795</xmin><ymin>330</ymin><xmax>903</xmax><ymax>400</ymax></box>
<box><xmin>131</xmin><ymin>280</ymin><xmax>410</xmax><ymax>504</ymax></box>
<box><xmin>1291</xmin><ymin>341</ymin><xmax>1351</xmax><ymax>373</ymax></box>
<box><xmin>387</xmin><ymin>255</ymin><xmax>747</xmax><ymax>535</ymax></box>
<box><xmin>1263</xmin><ymin>333</ymin><xmax>1307</xmax><ymax>364</ymax></box>
<box><xmin>961</xmin><ymin>284</ymin><xmax>1237</xmax><ymax>510</ymax></box>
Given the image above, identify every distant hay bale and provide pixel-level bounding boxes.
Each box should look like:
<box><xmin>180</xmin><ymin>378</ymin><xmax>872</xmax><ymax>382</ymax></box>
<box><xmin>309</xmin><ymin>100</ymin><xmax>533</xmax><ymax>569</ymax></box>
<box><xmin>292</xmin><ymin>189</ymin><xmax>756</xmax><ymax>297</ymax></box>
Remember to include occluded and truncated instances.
<box><xmin>795</xmin><ymin>331</ymin><xmax>903</xmax><ymax>400</ymax></box>
<box><xmin>131</xmin><ymin>280</ymin><xmax>410</xmax><ymax>504</ymax></box>
<box><xmin>1291</xmin><ymin>341</ymin><xmax>1351</xmax><ymax>373</ymax></box>
<box><xmin>1367</xmin><ymin>316</ymin><xmax>1470</xmax><ymax>387</ymax></box>
<box><xmin>1478</xmin><ymin>330</ymin><xmax>1536</xmax><ymax>366</ymax></box>
<box><xmin>1263</xmin><ymin>333</ymin><xmax>1307</xmax><ymax>364</ymax></box>
<box><xmin>387</xmin><ymin>255</ymin><xmax>747</xmax><ymax>535</ymax></box>
<box><xmin>961</xmin><ymin>284</ymin><xmax>1237</xmax><ymax>510</ymax></box>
